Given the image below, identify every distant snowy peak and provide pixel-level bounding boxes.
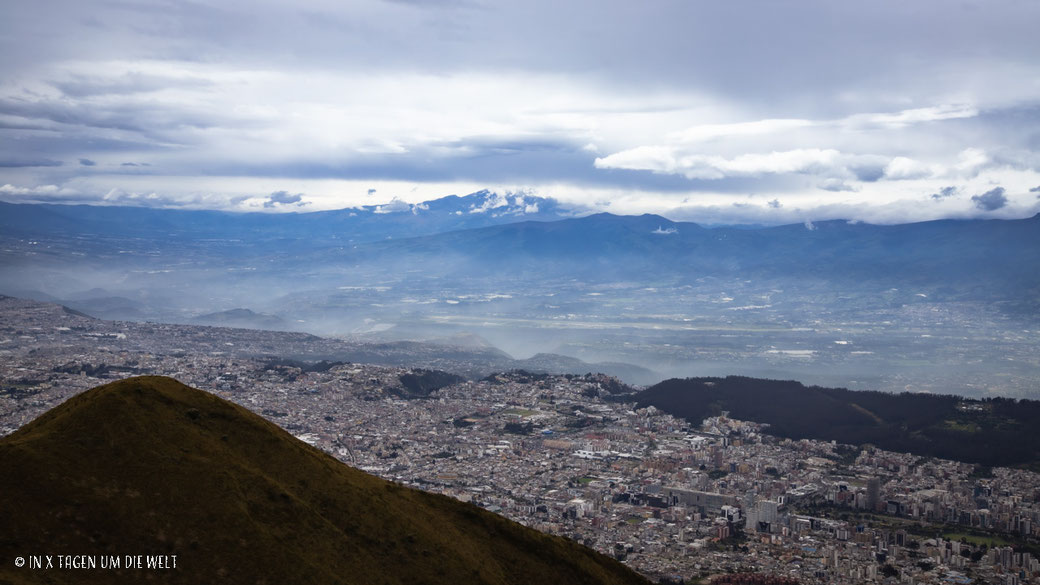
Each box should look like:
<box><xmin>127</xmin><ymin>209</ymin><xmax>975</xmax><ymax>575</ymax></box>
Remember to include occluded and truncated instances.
<box><xmin>457</xmin><ymin>190</ymin><xmax>556</xmax><ymax>217</ymax></box>
<box><xmin>364</xmin><ymin>190</ymin><xmax>572</xmax><ymax>218</ymax></box>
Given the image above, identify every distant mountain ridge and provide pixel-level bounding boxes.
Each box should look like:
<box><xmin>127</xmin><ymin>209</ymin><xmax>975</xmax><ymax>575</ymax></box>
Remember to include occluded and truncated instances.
<box><xmin>4</xmin><ymin>195</ymin><xmax>1038</xmax><ymax>298</ymax></box>
<box><xmin>194</xmin><ymin>308</ymin><xmax>289</xmax><ymax>330</ymax></box>
<box><xmin>0</xmin><ymin>190</ymin><xmax>578</xmax><ymax>245</ymax></box>
<box><xmin>0</xmin><ymin>376</ymin><xmax>651</xmax><ymax>585</ymax></box>
<box><xmin>306</xmin><ymin>211</ymin><xmax>1040</xmax><ymax>301</ymax></box>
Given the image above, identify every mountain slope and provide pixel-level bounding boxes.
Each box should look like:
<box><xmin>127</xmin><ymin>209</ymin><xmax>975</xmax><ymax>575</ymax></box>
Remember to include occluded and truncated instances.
<box><xmin>633</xmin><ymin>376</ymin><xmax>1040</xmax><ymax>468</ymax></box>
<box><xmin>334</xmin><ymin>212</ymin><xmax>1040</xmax><ymax>291</ymax></box>
<box><xmin>0</xmin><ymin>376</ymin><xmax>650</xmax><ymax>585</ymax></box>
<box><xmin>193</xmin><ymin>307</ymin><xmax>289</xmax><ymax>330</ymax></box>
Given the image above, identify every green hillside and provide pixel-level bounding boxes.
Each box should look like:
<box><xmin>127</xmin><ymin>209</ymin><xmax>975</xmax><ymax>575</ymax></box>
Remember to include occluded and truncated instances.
<box><xmin>0</xmin><ymin>376</ymin><xmax>650</xmax><ymax>585</ymax></box>
<box><xmin>635</xmin><ymin>376</ymin><xmax>1040</xmax><ymax>469</ymax></box>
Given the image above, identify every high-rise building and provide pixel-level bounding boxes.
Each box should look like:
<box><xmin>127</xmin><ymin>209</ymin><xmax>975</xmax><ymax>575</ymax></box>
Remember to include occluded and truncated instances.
<box><xmin>866</xmin><ymin>477</ymin><xmax>881</xmax><ymax>511</ymax></box>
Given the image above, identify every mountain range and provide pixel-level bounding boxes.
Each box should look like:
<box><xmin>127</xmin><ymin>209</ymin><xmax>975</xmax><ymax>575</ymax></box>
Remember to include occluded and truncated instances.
<box><xmin>0</xmin><ymin>190</ymin><xmax>575</xmax><ymax>246</ymax></box>
<box><xmin>325</xmin><ymin>211</ymin><xmax>1040</xmax><ymax>292</ymax></box>
<box><xmin>4</xmin><ymin>193</ymin><xmax>1037</xmax><ymax>297</ymax></box>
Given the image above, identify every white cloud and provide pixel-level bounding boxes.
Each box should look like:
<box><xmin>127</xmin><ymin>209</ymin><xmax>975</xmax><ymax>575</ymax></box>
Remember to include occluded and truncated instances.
<box><xmin>883</xmin><ymin>157</ymin><xmax>941</xmax><ymax>180</ymax></box>
<box><xmin>373</xmin><ymin>197</ymin><xmax>413</xmax><ymax>214</ymax></box>
<box><xmin>955</xmin><ymin>148</ymin><xmax>991</xmax><ymax>176</ymax></box>
<box><xmin>594</xmin><ymin>104</ymin><xmax>985</xmax><ymax>185</ymax></box>
<box><xmin>659</xmin><ymin>105</ymin><xmax>978</xmax><ymax>146</ymax></box>
<box><xmin>593</xmin><ymin>146</ymin><xmax>686</xmax><ymax>176</ymax></box>
<box><xmin>469</xmin><ymin>192</ymin><xmax>510</xmax><ymax>213</ymax></box>
<box><xmin>719</xmin><ymin>149</ymin><xmax>844</xmax><ymax>176</ymax></box>
<box><xmin>596</xmin><ymin>148</ymin><xmax>854</xmax><ymax>180</ymax></box>
<box><xmin>670</xmin><ymin>119</ymin><xmax>814</xmax><ymax>143</ymax></box>
<box><xmin>1</xmin><ymin>1</ymin><xmax>1039</xmax><ymax>224</ymax></box>
<box><xmin>843</xmin><ymin>104</ymin><xmax>979</xmax><ymax>129</ymax></box>
<box><xmin>0</xmin><ymin>183</ymin><xmax>63</xmax><ymax>195</ymax></box>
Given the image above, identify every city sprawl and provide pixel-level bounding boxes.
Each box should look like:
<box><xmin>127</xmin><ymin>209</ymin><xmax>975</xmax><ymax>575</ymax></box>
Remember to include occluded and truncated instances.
<box><xmin>2</xmin><ymin>296</ymin><xmax>1038</xmax><ymax>584</ymax></box>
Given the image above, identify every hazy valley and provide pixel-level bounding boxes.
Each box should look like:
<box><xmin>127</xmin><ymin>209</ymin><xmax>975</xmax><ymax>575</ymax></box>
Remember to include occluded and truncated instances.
<box><xmin>2</xmin><ymin>193</ymin><xmax>1038</xmax><ymax>398</ymax></box>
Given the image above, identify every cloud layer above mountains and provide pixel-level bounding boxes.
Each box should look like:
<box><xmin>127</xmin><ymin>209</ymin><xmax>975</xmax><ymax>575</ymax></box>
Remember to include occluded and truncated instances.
<box><xmin>1</xmin><ymin>0</ymin><xmax>1039</xmax><ymax>224</ymax></box>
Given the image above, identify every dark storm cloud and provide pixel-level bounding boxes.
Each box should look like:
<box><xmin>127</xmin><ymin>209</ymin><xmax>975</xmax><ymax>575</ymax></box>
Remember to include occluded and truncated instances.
<box><xmin>0</xmin><ymin>98</ymin><xmax>147</xmax><ymax>134</ymax></box>
<box><xmin>264</xmin><ymin>191</ymin><xmax>307</xmax><ymax>208</ymax></box>
<box><xmin>850</xmin><ymin>165</ymin><xmax>886</xmax><ymax>183</ymax></box>
<box><xmin>818</xmin><ymin>181</ymin><xmax>856</xmax><ymax>192</ymax></box>
<box><xmin>53</xmin><ymin>73</ymin><xmax>213</xmax><ymax>98</ymax></box>
<box><xmin>3</xmin><ymin>0</ymin><xmax>1037</xmax><ymax>113</ymax></box>
<box><xmin>79</xmin><ymin>158</ymin><xmax>96</xmax><ymax>166</ymax></box>
<box><xmin>198</xmin><ymin>137</ymin><xmax>599</xmax><ymax>184</ymax></box>
<box><xmin>0</xmin><ymin>130</ymin><xmax>171</xmax><ymax>160</ymax></box>
<box><xmin>382</xmin><ymin>0</ymin><xmax>474</xmax><ymax>7</ymax></box>
<box><xmin>0</xmin><ymin>159</ymin><xmax>63</xmax><ymax>167</ymax></box>
<box><xmin>931</xmin><ymin>186</ymin><xmax>957</xmax><ymax>200</ymax></box>
<box><xmin>0</xmin><ymin>119</ymin><xmax>55</xmax><ymax>131</ymax></box>
<box><xmin>971</xmin><ymin>187</ymin><xmax>1008</xmax><ymax>211</ymax></box>
<box><xmin>0</xmin><ymin>96</ymin><xmax>227</xmax><ymax>139</ymax></box>
<box><xmin>430</xmin><ymin>136</ymin><xmax>581</xmax><ymax>155</ymax></box>
<box><xmin>204</xmin><ymin>146</ymin><xmax>806</xmax><ymax>195</ymax></box>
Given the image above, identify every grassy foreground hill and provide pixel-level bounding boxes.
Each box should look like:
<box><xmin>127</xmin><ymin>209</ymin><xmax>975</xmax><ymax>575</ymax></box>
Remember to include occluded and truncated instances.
<box><xmin>634</xmin><ymin>376</ymin><xmax>1040</xmax><ymax>469</ymax></box>
<box><xmin>0</xmin><ymin>376</ymin><xmax>650</xmax><ymax>585</ymax></box>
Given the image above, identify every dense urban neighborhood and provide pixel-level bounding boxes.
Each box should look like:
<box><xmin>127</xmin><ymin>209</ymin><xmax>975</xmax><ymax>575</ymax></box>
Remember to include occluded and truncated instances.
<box><xmin>2</xmin><ymin>296</ymin><xmax>1038</xmax><ymax>584</ymax></box>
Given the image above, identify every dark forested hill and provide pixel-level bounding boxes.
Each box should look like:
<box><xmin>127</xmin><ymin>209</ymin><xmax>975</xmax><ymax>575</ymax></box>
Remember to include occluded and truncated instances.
<box><xmin>634</xmin><ymin>376</ymin><xmax>1040</xmax><ymax>469</ymax></box>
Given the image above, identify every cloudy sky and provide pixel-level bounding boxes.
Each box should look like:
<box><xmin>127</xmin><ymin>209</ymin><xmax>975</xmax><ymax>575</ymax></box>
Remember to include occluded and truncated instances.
<box><xmin>2</xmin><ymin>0</ymin><xmax>1039</xmax><ymax>224</ymax></box>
